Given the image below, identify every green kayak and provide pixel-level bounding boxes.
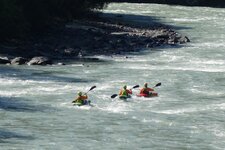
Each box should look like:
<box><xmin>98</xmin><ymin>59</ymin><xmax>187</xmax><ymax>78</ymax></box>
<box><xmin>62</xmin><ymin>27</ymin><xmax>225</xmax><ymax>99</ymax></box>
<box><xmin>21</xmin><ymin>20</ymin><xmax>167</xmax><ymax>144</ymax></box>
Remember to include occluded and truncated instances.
<box><xmin>119</xmin><ymin>95</ymin><xmax>131</xmax><ymax>100</ymax></box>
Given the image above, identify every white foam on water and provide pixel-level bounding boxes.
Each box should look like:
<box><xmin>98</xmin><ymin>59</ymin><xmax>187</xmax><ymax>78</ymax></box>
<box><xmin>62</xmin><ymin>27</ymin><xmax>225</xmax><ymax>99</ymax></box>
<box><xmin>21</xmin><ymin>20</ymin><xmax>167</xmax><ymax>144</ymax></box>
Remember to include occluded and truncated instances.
<box><xmin>98</xmin><ymin>100</ymin><xmax>133</xmax><ymax>114</ymax></box>
<box><xmin>189</xmin><ymin>59</ymin><xmax>225</xmax><ymax>65</ymax></box>
<box><xmin>114</xmin><ymin>58</ymin><xmax>148</xmax><ymax>62</ymax></box>
<box><xmin>58</xmin><ymin>102</ymin><xmax>93</xmax><ymax>110</ymax></box>
<box><xmin>153</xmin><ymin>108</ymin><xmax>196</xmax><ymax>115</ymax></box>
<box><xmin>0</xmin><ymin>90</ymin><xmax>30</xmax><ymax>97</ymax></box>
<box><xmin>190</xmin><ymin>88</ymin><xmax>225</xmax><ymax>97</ymax></box>
<box><xmin>143</xmin><ymin>118</ymin><xmax>174</xmax><ymax>126</ymax></box>
<box><xmin>197</xmin><ymin>43</ymin><xmax>225</xmax><ymax>49</ymax></box>
<box><xmin>121</xmin><ymin>65</ymin><xmax>150</xmax><ymax>70</ymax></box>
<box><xmin>213</xmin><ymin>129</ymin><xmax>225</xmax><ymax>138</ymax></box>
<box><xmin>153</xmin><ymin>103</ymin><xmax>225</xmax><ymax>115</ymax></box>
<box><xmin>71</xmin><ymin>64</ymin><xmax>84</xmax><ymax>67</ymax></box>
<box><xmin>109</xmin><ymin>79</ymin><xmax>131</xmax><ymax>85</ymax></box>
<box><xmin>119</xmin><ymin>63</ymin><xmax>225</xmax><ymax>73</ymax></box>
<box><xmin>142</xmin><ymin>118</ymin><xmax>163</xmax><ymax>124</ymax></box>
<box><xmin>212</xmin><ymin>103</ymin><xmax>225</xmax><ymax>110</ymax></box>
<box><xmin>103</xmin><ymin>9</ymin><xmax>127</xmax><ymax>14</ymax></box>
<box><xmin>92</xmin><ymin>84</ymin><xmax>111</xmax><ymax>91</ymax></box>
<box><xmin>172</xmin><ymin>18</ymin><xmax>205</xmax><ymax>22</ymax></box>
<box><xmin>0</xmin><ymin>76</ymin><xmax>79</xmax><ymax>97</ymax></box>
<box><xmin>0</xmin><ymin>77</ymin><xmax>54</xmax><ymax>85</ymax></box>
<box><xmin>157</xmin><ymin>66</ymin><xmax>225</xmax><ymax>73</ymax></box>
<box><xmin>0</xmin><ymin>84</ymin><xmax>76</xmax><ymax>97</ymax></box>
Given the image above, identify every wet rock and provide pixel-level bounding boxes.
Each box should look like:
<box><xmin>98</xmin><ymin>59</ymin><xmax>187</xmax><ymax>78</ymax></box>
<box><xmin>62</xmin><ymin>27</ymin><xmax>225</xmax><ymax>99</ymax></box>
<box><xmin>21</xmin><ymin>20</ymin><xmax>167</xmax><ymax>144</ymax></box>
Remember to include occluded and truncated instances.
<box><xmin>168</xmin><ymin>38</ymin><xmax>176</xmax><ymax>45</ymax></box>
<box><xmin>178</xmin><ymin>36</ymin><xmax>190</xmax><ymax>44</ymax></box>
<box><xmin>27</xmin><ymin>56</ymin><xmax>52</xmax><ymax>65</ymax></box>
<box><xmin>11</xmin><ymin>57</ymin><xmax>28</xmax><ymax>65</ymax></box>
<box><xmin>153</xmin><ymin>32</ymin><xmax>169</xmax><ymax>39</ymax></box>
<box><xmin>0</xmin><ymin>57</ymin><xmax>10</xmax><ymax>64</ymax></box>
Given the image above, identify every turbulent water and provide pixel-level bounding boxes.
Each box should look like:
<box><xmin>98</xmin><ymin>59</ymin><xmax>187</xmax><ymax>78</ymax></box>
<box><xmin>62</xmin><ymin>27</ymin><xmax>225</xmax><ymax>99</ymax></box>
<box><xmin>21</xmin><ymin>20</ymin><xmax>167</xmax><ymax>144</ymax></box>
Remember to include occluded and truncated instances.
<box><xmin>1</xmin><ymin>3</ymin><xmax>225</xmax><ymax>149</ymax></box>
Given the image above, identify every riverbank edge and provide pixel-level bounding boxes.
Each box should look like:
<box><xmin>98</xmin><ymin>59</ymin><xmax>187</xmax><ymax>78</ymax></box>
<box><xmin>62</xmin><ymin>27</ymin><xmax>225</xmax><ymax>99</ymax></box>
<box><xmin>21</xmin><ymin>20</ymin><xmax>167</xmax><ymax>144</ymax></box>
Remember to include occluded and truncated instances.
<box><xmin>0</xmin><ymin>13</ymin><xmax>190</xmax><ymax>65</ymax></box>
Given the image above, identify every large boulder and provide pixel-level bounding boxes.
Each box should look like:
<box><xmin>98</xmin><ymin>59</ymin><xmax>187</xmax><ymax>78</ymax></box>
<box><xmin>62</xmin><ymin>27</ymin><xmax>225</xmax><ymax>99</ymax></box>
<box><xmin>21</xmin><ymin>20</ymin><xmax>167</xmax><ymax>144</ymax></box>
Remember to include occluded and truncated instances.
<box><xmin>0</xmin><ymin>57</ymin><xmax>10</xmax><ymax>64</ymax></box>
<box><xmin>11</xmin><ymin>57</ymin><xmax>28</xmax><ymax>65</ymax></box>
<box><xmin>27</xmin><ymin>56</ymin><xmax>52</xmax><ymax>65</ymax></box>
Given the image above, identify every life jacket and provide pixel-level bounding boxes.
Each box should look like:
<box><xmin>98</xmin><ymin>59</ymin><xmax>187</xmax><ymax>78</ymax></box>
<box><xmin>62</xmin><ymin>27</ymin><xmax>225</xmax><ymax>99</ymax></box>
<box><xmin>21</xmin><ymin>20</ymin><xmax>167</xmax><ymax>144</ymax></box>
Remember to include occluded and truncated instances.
<box><xmin>140</xmin><ymin>87</ymin><xmax>154</xmax><ymax>95</ymax></box>
<box><xmin>119</xmin><ymin>89</ymin><xmax>127</xmax><ymax>96</ymax></box>
<box><xmin>119</xmin><ymin>89</ymin><xmax>132</xmax><ymax>96</ymax></box>
<box><xmin>140</xmin><ymin>88</ymin><xmax>148</xmax><ymax>95</ymax></box>
<box><xmin>75</xmin><ymin>95</ymin><xmax>88</xmax><ymax>104</ymax></box>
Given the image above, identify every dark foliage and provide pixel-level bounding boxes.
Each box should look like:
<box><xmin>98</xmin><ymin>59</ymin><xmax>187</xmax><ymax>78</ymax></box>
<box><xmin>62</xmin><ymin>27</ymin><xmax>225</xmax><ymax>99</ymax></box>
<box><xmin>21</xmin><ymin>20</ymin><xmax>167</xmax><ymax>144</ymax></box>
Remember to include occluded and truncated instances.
<box><xmin>0</xmin><ymin>0</ymin><xmax>108</xmax><ymax>39</ymax></box>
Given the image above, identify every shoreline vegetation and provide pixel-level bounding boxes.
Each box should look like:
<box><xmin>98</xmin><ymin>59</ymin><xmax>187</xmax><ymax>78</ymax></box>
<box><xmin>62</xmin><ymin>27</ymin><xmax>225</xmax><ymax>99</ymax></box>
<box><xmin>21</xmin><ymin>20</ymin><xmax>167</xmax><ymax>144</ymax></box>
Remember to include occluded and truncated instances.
<box><xmin>0</xmin><ymin>1</ymin><xmax>190</xmax><ymax>65</ymax></box>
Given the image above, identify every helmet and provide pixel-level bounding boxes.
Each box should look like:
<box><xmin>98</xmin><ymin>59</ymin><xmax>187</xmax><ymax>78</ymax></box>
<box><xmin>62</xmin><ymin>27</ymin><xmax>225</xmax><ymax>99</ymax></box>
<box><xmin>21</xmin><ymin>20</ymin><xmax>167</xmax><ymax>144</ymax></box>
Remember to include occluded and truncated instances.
<box><xmin>144</xmin><ymin>83</ymin><xmax>148</xmax><ymax>88</ymax></box>
<box><xmin>123</xmin><ymin>85</ymin><xmax>127</xmax><ymax>89</ymax></box>
<box><xmin>78</xmin><ymin>91</ymin><xmax>82</xmax><ymax>96</ymax></box>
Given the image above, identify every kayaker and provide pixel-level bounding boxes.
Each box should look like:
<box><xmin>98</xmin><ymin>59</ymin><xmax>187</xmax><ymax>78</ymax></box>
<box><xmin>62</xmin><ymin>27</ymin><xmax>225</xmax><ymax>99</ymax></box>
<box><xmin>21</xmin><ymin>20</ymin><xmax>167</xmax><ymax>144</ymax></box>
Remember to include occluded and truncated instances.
<box><xmin>72</xmin><ymin>91</ymin><xmax>89</xmax><ymax>105</ymax></box>
<box><xmin>139</xmin><ymin>83</ymin><xmax>154</xmax><ymax>96</ymax></box>
<box><xmin>119</xmin><ymin>85</ymin><xmax>132</xmax><ymax>98</ymax></box>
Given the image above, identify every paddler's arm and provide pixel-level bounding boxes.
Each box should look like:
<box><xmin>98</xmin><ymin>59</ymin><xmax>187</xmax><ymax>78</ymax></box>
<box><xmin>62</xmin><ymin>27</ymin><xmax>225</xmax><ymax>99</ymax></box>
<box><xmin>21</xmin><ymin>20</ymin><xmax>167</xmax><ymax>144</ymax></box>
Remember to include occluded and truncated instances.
<box><xmin>127</xmin><ymin>89</ymin><xmax>132</xmax><ymax>94</ymax></box>
<box><xmin>119</xmin><ymin>90</ymin><xmax>122</xmax><ymax>96</ymax></box>
<box><xmin>72</xmin><ymin>97</ymin><xmax>79</xmax><ymax>103</ymax></box>
<box><xmin>147</xmin><ymin>88</ymin><xmax>154</xmax><ymax>91</ymax></box>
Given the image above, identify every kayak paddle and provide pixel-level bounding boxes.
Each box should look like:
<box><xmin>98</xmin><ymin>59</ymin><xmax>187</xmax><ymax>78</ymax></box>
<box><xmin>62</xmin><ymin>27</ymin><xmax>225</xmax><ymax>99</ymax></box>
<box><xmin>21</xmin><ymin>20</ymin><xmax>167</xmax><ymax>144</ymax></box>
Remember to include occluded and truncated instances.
<box><xmin>132</xmin><ymin>85</ymin><xmax>140</xmax><ymax>89</ymax></box>
<box><xmin>153</xmin><ymin>82</ymin><xmax>161</xmax><ymax>88</ymax></box>
<box><xmin>84</xmin><ymin>85</ymin><xmax>97</xmax><ymax>95</ymax></box>
<box><xmin>111</xmin><ymin>85</ymin><xmax>139</xmax><ymax>99</ymax></box>
<box><xmin>111</xmin><ymin>94</ymin><xmax>118</xmax><ymax>99</ymax></box>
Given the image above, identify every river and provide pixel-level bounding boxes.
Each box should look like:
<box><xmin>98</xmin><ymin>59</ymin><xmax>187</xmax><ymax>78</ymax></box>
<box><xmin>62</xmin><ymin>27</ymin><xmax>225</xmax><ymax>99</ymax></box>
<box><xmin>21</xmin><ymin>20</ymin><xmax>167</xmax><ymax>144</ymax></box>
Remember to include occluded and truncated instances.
<box><xmin>0</xmin><ymin>3</ymin><xmax>225</xmax><ymax>150</ymax></box>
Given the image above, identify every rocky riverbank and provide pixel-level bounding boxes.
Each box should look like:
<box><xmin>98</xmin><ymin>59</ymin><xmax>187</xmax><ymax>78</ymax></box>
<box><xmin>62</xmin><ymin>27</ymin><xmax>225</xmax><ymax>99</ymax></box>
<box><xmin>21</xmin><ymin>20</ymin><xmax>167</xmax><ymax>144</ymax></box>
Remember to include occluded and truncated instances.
<box><xmin>0</xmin><ymin>14</ymin><xmax>190</xmax><ymax>65</ymax></box>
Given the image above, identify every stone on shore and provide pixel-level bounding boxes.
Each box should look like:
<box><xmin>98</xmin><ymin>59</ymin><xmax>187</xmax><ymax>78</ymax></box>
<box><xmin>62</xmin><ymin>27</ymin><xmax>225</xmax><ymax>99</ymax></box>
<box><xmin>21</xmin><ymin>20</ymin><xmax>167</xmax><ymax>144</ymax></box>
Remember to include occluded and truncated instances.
<box><xmin>178</xmin><ymin>36</ymin><xmax>190</xmax><ymax>44</ymax></box>
<box><xmin>27</xmin><ymin>56</ymin><xmax>52</xmax><ymax>65</ymax></box>
<box><xmin>0</xmin><ymin>57</ymin><xmax>10</xmax><ymax>64</ymax></box>
<box><xmin>11</xmin><ymin>57</ymin><xmax>28</xmax><ymax>65</ymax></box>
